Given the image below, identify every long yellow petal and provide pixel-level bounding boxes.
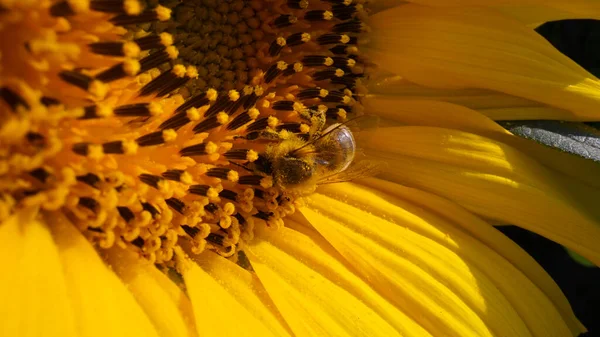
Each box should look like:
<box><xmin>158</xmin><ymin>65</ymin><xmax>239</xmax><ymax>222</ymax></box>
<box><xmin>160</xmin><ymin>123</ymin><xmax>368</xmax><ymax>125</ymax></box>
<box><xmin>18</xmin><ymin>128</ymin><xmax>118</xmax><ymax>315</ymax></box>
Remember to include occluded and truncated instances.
<box><xmin>191</xmin><ymin>251</ymin><xmax>294</xmax><ymax>337</ymax></box>
<box><xmin>363</xmin><ymin>96</ymin><xmax>600</xmax><ymax>189</ymax></box>
<box><xmin>175</xmin><ymin>251</ymin><xmax>281</xmax><ymax>337</ymax></box>
<box><xmin>0</xmin><ymin>210</ymin><xmax>77</xmax><ymax>337</ymax></box>
<box><xmin>304</xmin><ymin>181</ymin><xmax>584</xmax><ymax>336</ymax></box>
<box><xmin>246</xmin><ymin>222</ymin><xmax>428</xmax><ymax>337</ymax></box>
<box><xmin>47</xmin><ymin>212</ymin><xmax>160</xmax><ymax>337</ymax></box>
<box><xmin>356</xmin><ymin>178</ymin><xmax>586</xmax><ymax>335</ymax></box>
<box><xmin>496</xmin><ymin>5</ymin><xmax>600</xmax><ymax>25</ymax></box>
<box><xmin>365</xmin><ymin>76</ymin><xmax>579</xmax><ymax>121</ymax></box>
<box><xmin>365</xmin><ymin>127</ymin><xmax>600</xmax><ymax>265</ymax></box>
<box><xmin>365</xmin><ymin>4</ymin><xmax>600</xmax><ymax>119</ymax></box>
<box><xmin>403</xmin><ymin>0</ymin><xmax>600</xmax><ymax>14</ymax></box>
<box><xmin>104</xmin><ymin>248</ymin><xmax>197</xmax><ymax>337</ymax></box>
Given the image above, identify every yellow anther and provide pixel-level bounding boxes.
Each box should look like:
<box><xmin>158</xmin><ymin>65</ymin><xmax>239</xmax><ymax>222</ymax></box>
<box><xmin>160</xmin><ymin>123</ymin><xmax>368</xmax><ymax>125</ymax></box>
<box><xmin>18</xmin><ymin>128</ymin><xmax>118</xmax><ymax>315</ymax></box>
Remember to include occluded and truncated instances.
<box><xmin>227</xmin><ymin>170</ymin><xmax>239</xmax><ymax>182</ymax></box>
<box><xmin>123</xmin><ymin>42</ymin><xmax>141</xmax><ymax>58</ymax></box>
<box><xmin>207</xmin><ymin>188</ymin><xmax>219</xmax><ymax>199</ymax></box>
<box><xmin>186</xmin><ymin>107</ymin><xmax>201</xmax><ymax>121</ymax></box>
<box><xmin>340</xmin><ymin>34</ymin><xmax>351</xmax><ymax>44</ymax></box>
<box><xmin>123</xmin><ymin>59</ymin><xmax>141</xmax><ymax>76</ymax></box>
<box><xmin>148</xmin><ymin>101</ymin><xmax>163</xmax><ymax>116</ymax></box>
<box><xmin>166</xmin><ymin>45</ymin><xmax>179</xmax><ymax>59</ymax></box>
<box><xmin>276</xmin><ymin>61</ymin><xmax>287</xmax><ymax>70</ymax></box>
<box><xmin>67</xmin><ymin>0</ymin><xmax>90</xmax><ymax>13</ymax></box>
<box><xmin>324</xmin><ymin>11</ymin><xmax>333</xmax><ymax>20</ymax></box>
<box><xmin>88</xmin><ymin>80</ymin><xmax>108</xmax><ymax>99</ymax></box>
<box><xmin>186</xmin><ymin>65</ymin><xmax>199</xmax><ymax>79</ymax></box>
<box><xmin>207</xmin><ymin>88</ymin><xmax>218</xmax><ymax>101</ymax></box>
<box><xmin>293</xmin><ymin>62</ymin><xmax>303</xmax><ymax>72</ymax></box>
<box><xmin>260</xmin><ymin>176</ymin><xmax>273</xmax><ymax>189</ymax></box>
<box><xmin>216</xmin><ymin>111</ymin><xmax>229</xmax><ymax>124</ymax></box>
<box><xmin>267</xmin><ymin>115</ymin><xmax>279</xmax><ymax>128</ymax></box>
<box><xmin>292</xmin><ymin>102</ymin><xmax>305</xmax><ymax>112</ymax></box>
<box><xmin>228</xmin><ymin>90</ymin><xmax>240</xmax><ymax>101</ymax></box>
<box><xmin>301</xmin><ymin>33</ymin><xmax>311</xmax><ymax>42</ymax></box>
<box><xmin>335</xmin><ymin>69</ymin><xmax>345</xmax><ymax>77</ymax></box>
<box><xmin>122</xmin><ymin>140</ymin><xmax>139</xmax><ymax>155</ymax></box>
<box><xmin>173</xmin><ymin>64</ymin><xmax>187</xmax><ymax>77</ymax></box>
<box><xmin>242</xmin><ymin>85</ymin><xmax>253</xmax><ymax>95</ymax></box>
<box><xmin>276</xmin><ymin>36</ymin><xmax>286</xmax><ymax>47</ymax></box>
<box><xmin>96</xmin><ymin>104</ymin><xmax>113</xmax><ymax>117</ymax></box>
<box><xmin>248</xmin><ymin>108</ymin><xmax>260</xmax><ymax>119</ymax></box>
<box><xmin>124</xmin><ymin>0</ymin><xmax>143</xmax><ymax>15</ymax></box>
<box><xmin>254</xmin><ymin>85</ymin><xmax>264</xmax><ymax>96</ymax></box>
<box><xmin>205</xmin><ymin>141</ymin><xmax>218</xmax><ymax>154</ymax></box>
<box><xmin>162</xmin><ymin>129</ymin><xmax>177</xmax><ymax>143</ymax></box>
<box><xmin>159</xmin><ymin>32</ymin><xmax>174</xmax><ymax>46</ymax></box>
<box><xmin>246</xmin><ymin>149</ymin><xmax>258</xmax><ymax>162</ymax></box>
<box><xmin>155</xmin><ymin>5</ymin><xmax>172</xmax><ymax>21</ymax></box>
<box><xmin>87</xmin><ymin>144</ymin><xmax>104</xmax><ymax>160</ymax></box>
<box><xmin>180</xmin><ymin>171</ymin><xmax>193</xmax><ymax>185</ymax></box>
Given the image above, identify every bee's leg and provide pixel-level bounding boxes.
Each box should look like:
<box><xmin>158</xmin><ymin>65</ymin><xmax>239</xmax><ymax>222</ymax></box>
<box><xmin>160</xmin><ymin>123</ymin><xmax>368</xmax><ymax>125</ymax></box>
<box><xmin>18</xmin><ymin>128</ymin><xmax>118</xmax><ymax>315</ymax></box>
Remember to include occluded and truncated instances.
<box><xmin>297</xmin><ymin>108</ymin><xmax>326</xmax><ymax>140</ymax></box>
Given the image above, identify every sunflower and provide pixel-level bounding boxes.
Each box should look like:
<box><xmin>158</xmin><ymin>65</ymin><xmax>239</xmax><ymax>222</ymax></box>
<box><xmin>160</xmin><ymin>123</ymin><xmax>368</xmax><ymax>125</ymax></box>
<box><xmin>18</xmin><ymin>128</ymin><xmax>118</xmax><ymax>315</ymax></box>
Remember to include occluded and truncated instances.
<box><xmin>2</xmin><ymin>0</ymin><xmax>600</xmax><ymax>336</ymax></box>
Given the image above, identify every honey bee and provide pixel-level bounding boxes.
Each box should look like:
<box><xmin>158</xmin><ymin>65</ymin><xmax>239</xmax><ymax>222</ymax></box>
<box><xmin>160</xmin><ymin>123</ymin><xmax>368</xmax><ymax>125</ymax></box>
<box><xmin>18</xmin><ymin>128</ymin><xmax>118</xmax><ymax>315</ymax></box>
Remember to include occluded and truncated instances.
<box><xmin>247</xmin><ymin>113</ymin><xmax>381</xmax><ymax>195</ymax></box>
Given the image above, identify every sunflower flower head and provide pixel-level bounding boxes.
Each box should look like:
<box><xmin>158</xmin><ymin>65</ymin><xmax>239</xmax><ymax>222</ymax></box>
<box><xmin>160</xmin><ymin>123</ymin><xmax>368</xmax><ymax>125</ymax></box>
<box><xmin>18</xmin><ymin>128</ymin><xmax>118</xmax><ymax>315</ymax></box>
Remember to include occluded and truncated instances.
<box><xmin>3</xmin><ymin>1</ymin><xmax>600</xmax><ymax>337</ymax></box>
<box><xmin>1</xmin><ymin>0</ymin><xmax>369</xmax><ymax>265</ymax></box>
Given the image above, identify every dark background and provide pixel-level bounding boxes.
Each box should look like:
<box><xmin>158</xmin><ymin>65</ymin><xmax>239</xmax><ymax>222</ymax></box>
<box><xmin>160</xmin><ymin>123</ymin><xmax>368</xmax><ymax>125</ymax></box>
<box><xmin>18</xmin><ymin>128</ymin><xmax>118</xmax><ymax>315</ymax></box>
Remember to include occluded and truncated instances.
<box><xmin>499</xmin><ymin>20</ymin><xmax>600</xmax><ymax>337</ymax></box>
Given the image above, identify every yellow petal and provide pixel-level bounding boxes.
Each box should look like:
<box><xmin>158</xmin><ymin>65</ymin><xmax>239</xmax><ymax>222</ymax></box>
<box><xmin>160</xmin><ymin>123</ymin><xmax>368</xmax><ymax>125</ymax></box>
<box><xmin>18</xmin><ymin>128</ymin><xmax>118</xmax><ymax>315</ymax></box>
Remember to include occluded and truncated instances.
<box><xmin>403</xmin><ymin>0</ymin><xmax>600</xmax><ymax>14</ymax></box>
<box><xmin>366</xmin><ymin>77</ymin><xmax>579</xmax><ymax>121</ymax></box>
<box><xmin>191</xmin><ymin>251</ymin><xmax>294</xmax><ymax>337</ymax></box>
<box><xmin>104</xmin><ymin>248</ymin><xmax>197</xmax><ymax>337</ymax></box>
<box><xmin>356</xmin><ymin>177</ymin><xmax>586</xmax><ymax>335</ymax></box>
<box><xmin>47</xmin><ymin>212</ymin><xmax>159</xmax><ymax>337</ymax></box>
<box><xmin>175</xmin><ymin>250</ymin><xmax>282</xmax><ymax>337</ymax></box>
<box><xmin>365</xmin><ymin>126</ymin><xmax>600</xmax><ymax>265</ymax></box>
<box><xmin>303</xmin><ymin>181</ymin><xmax>584</xmax><ymax>336</ymax></box>
<box><xmin>496</xmin><ymin>5</ymin><xmax>600</xmax><ymax>26</ymax></box>
<box><xmin>365</xmin><ymin>4</ymin><xmax>600</xmax><ymax>119</ymax></box>
<box><xmin>0</xmin><ymin>210</ymin><xmax>77</xmax><ymax>337</ymax></box>
<box><xmin>246</xmin><ymin>222</ymin><xmax>428</xmax><ymax>337</ymax></box>
<box><xmin>363</xmin><ymin>95</ymin><xmax>600</xmax><ymax>189</ymax></box>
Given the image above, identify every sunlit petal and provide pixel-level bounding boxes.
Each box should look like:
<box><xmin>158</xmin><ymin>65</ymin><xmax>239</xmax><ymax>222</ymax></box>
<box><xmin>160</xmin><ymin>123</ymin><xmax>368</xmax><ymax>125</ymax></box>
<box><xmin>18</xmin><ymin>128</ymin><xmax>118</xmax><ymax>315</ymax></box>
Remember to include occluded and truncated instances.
<box><xmin>191</xmin><ymin>251</ymin><xmax>294</xmax><ymax>337</ymax></box>
<box><xmin>0</xmin><ymin>210</ymin><xmax>77</xmax><ymax>337</ymax></box>
<box><xmin>303</xmin><ymin>181</ymin><xmax>585</xmax><ymax>336</ymax></box>
<box><xmin>246</xmin><ymin>222</ymin><xmax>427</xmax><ymax>337</ymax></box>
<box><xmin>365</xmin><ymin>127</ymin><xmax>600</xmax><ymax>265</ymax></box>
<box><xmin>365</xmin><ymin>96</ymin><xmax>600</xmax><ymax>189</ymax></box>
<box><xmin>47</xmin><ymin>213</ymin><xmax>160</xmax><ymax>337</ymax></box>
<box><xmin>365</xmin><ymin>4</ymin><xmax>600</xmax><ymax>119</ymax></box>
<box><xmin>104</xmin><ymin>248</ymin><xmax>197</xmax><ymax>337</ymax></box>
<box><xmin>176</xmin><ymin>250</ymin><xmax>283</xmax><ymax>337</ymax></box>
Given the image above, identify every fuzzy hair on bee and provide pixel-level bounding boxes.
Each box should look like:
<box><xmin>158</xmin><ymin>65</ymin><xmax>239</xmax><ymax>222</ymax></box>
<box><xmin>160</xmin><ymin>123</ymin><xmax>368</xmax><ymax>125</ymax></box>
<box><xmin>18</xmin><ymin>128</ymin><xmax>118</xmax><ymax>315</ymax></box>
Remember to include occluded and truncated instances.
<box><xmin>244</xmin><ymin>113</ymin><xmax>383</xmax><ymax>196</ymax></box>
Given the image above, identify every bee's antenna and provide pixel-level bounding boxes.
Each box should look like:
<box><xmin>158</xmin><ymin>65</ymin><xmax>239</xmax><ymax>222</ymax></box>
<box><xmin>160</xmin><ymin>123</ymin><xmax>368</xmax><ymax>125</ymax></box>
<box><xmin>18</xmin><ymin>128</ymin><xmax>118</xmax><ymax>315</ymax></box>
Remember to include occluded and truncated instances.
<box><xmin>228</xmin><ymin>160</ymin><xmax>253</xmax><ymax>172</ymax></box>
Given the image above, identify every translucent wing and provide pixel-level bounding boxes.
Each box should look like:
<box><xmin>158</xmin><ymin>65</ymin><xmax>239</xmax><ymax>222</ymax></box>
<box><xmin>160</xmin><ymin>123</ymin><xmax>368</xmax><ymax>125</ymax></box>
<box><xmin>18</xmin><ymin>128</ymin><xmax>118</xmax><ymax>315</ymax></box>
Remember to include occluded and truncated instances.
<box><xmin>317</xmin><ymin>160</ymin><xmax>387</xmax><ymax>185</ymax></box>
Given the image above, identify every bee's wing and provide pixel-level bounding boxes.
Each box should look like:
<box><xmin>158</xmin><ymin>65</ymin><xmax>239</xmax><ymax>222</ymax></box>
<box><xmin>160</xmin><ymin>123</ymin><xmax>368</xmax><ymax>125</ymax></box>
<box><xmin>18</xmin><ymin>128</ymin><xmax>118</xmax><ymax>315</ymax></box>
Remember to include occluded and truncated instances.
<box><xmin>317</xmin><ymin>160</ymin><xmax>387</xmax><ymax>185</ymax></box>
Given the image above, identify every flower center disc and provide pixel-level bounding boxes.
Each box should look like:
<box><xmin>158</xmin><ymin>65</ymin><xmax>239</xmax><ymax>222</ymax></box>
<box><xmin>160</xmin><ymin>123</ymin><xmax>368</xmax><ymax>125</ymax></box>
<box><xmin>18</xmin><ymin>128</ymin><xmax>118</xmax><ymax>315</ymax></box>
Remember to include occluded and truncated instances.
<box><xmin>0</xmin><ymin>0</ymin><xmax>367</xmax><ymax>266</ymax></box>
